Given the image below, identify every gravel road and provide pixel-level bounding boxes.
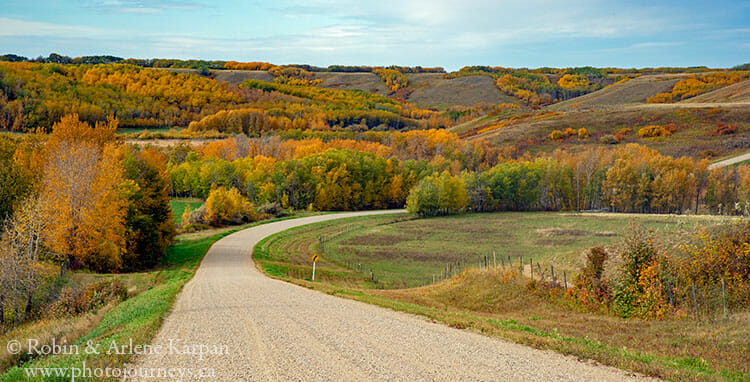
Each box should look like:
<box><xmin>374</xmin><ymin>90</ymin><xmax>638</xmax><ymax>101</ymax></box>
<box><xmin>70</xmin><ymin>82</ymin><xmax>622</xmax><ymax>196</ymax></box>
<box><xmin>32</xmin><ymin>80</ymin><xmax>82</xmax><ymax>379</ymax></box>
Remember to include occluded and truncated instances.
<box><xmin>709</xmin><ymin>152</ymin><xmax>750</xmax><ymax>169</ymax></box>
<box><xmin>133</xmin><ymin>211</ymin><xmax>652</xmax><ymax>381</ymax></box>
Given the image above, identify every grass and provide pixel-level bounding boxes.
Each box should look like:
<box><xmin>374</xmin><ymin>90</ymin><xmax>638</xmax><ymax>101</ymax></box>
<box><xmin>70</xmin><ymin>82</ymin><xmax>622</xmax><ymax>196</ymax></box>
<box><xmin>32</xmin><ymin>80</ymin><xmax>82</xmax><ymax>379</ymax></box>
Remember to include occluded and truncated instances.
<box><xmin>257</xmin><ymin>211</ymin><xmax>732</xmax><ymax>289</ymax></box>
<box><xmin>254</xmin><ymin>211</ymin><xmax>749</xmax><ymax>381</ymax></box>
<box><xmin>461</xmin><ymin>106</ymin><xmax>750</xmax><ymax>159</ymax></box>
<box><xmin>115</xmin><ymin>126</ymin><xmax>178</xmax><ymax>135</ymax></box>
<box><xmin>169</xmin><ymin>197</ymin><xmax>204</xmax><ymax>225</ymax></box>
<box><xmin>0</xmin><ymin>214</ymin><xmax>311</xmax><ymax>381</ymax></box>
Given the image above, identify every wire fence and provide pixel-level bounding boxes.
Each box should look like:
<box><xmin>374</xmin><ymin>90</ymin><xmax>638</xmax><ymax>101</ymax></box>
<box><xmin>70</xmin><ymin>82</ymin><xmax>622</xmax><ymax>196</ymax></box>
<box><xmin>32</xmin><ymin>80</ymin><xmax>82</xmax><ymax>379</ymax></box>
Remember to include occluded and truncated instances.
<box><xmin>319</xmin><ymin>236</ymin><xmax>747</xmax><ymax>317</ymax></box>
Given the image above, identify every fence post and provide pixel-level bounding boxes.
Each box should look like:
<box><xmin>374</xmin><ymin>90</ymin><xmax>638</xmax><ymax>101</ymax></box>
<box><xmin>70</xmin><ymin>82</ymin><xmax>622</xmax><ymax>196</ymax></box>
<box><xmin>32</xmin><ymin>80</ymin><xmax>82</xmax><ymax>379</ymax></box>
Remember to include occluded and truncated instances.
<box><xmin>550</xmin><ymin>264</ymin><xmax>555</xmax><ymax>283</ymax></box>
<box><xmin>667</xmin><ymin>281</ymin><xmax>674</xmax><ymax>308</ymax></box>
<box><xmin>563</xmin><ymin>271</ymin><xmax>567</xmax><ymax>289</ymax></box>
<box><xmin>691</xmin><ymin>283</ymin><xmax>698</xmax><ymax>316</ymax></box>
<box><xmin>721</xmin><ymin>278</ymin><xmax>727</xmax><ymax>316</ymax></box>
<box><xmin>478</xmin><ymin>256</ymin><xmax>482</xmax><ymax>270</ymax></box>
<box><xmin>493</xmin><ymin>251</ymin><xmax>496</xmax><ymax>268</ymax></box>
<box><xmin>511</xmin><ymin>256</ymin><xmax>514</xmax><ymax>272</ymax></box>
<box><xmin>529</xmin><ymin>258</ymin><xmax>533</xmax><ymax>279</ymax></box>
<box><xmin>500</xmin><ymin>256</ymin><xmax>505</xmax><ymax>268</ymax></box>
<box><xmin>537</xmin><ymin>263</ymin><xmax>542</xmax><ymax>282</ymax></box>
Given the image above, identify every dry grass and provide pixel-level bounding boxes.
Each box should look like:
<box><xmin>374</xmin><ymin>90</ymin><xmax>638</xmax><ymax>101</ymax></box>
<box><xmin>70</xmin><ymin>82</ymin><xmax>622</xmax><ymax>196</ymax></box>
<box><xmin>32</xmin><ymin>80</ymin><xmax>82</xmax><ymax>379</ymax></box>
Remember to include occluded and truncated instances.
<box><xmin>465</xmin><ymin>106</ymin><xmax>750</xmax><ymax>158</ymax></box>
<box><xmin>369</xmin><ymin>267</ymin><xmax>750</xmax><ymax>381</ymax></box>
<box><xmin>0</xmin><ymin>304</ymin><xmax>113</xmax><ymax>373</ymax></box>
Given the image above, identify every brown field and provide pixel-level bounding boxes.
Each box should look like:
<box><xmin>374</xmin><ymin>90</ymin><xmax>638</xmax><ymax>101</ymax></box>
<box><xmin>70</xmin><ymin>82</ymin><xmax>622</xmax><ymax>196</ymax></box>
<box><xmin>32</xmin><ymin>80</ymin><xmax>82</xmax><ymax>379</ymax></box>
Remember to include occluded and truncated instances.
<box><xmin>549</xmin><ymin>75</ymin><xmax>684</xmax><ymax>111</ymax></box>
<box><xmin>405</xmin><ymin>73</ymin><xmax>520</xmax><ymax>109</ymax></box>
<box><xmin>682</xmin><ymin>79</ymin><xmax>750</xmax><ymax>103</ymax></box>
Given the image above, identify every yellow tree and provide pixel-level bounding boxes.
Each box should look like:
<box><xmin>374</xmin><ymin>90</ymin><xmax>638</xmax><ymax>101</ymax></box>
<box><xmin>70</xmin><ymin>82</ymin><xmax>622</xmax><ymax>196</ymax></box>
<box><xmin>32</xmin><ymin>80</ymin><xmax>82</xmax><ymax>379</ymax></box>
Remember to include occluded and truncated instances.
<box><xmin>41</xmin><ymin>115</ymin><xmax>126</xmax><ymax>272</ymax></box>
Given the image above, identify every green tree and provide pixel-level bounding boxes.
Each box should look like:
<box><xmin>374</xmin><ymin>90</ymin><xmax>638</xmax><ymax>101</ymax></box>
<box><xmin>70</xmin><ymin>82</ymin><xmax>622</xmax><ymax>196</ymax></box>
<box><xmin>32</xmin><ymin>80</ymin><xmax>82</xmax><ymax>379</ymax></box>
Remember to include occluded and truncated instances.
<box><xmin>406</xmin><ymin>171</ymin><xmax>468</xmax><ymax>216</ymax></box>
<box><xmin>121</xmin><ymin>148</ymin><xmax>176</xmax><ymax>270</ymax></box>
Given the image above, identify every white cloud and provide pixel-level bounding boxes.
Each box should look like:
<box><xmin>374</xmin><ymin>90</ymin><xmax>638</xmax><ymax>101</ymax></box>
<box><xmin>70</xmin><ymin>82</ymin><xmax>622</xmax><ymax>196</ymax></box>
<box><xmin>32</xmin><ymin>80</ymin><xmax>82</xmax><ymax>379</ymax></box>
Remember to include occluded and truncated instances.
<box><xmin>629</xmin><ymin>42</ymin><xmax>682</xmax><ymax>49</ymax></box>
<box><xmin>0</xmin><ymin>17</ymin><xmax>108</xmax><ymax>37</ymax></box>
<box><xmin>84</xmin><ymin>0</ymin><xmax>206</xmax><ymax>13</ymax></box>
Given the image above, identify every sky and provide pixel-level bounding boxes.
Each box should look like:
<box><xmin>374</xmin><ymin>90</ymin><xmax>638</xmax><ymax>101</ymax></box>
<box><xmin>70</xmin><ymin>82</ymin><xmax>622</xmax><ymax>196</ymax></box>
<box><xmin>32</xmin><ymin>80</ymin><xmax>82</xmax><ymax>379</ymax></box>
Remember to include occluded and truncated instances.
<box><xmin>1</xmin><ymin>0</ymin><xmax>748</xmax><ymax>70</ymax></box>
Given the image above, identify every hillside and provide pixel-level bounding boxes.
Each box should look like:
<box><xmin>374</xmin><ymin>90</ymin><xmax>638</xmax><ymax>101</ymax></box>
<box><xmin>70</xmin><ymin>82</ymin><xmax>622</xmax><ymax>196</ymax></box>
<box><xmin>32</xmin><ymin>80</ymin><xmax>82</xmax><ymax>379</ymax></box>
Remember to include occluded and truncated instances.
<box><xmin>214</xmin><ymin>70</ymin><xmax>514</xmax><ymax>109</ymax></box>
<box><xmin>548</xmin><ymin>74</ymin><xmax>684</xmax><ymax>110</ymax></box>
<box><xmin>405</xmin><ymin>73</ymin><xmax>519</xmax><ymax>108</ymax></box>
<box><xmin>681</xmin><ymin>78</ymin><xmax>750</xmax><ymax>103</ymax></box>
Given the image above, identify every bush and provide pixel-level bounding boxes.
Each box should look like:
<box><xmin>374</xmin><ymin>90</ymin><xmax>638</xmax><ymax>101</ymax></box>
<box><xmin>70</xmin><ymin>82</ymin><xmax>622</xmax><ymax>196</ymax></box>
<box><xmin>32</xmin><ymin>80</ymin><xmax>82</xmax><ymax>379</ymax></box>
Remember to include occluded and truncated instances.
<box><xmin>577</xmin><ymin>128</ymin><xmax>590</xmax><ymax>139</ymax></box>
<box><xmin>48</xmin><ymin>279</ymin><xmax>127</xmax><ymax>318</ymax></box>
<box><xmin>549</xmin><ymin>130</ymin><xmax>565</xmax><ymax>140</ymax></box>
<box><xmin>205</xmin><ymin>186</ymin><xmax>257</xmax><ymax>226</ymax></box>
<box><xmin>680</xmin><ymin>222</ymin><xmax>750</xmax><ymax>308</ymax></box>
<box><xmin>256</xmin><ymin>202</ymin><xmax>289</xmax><ymax>218</ymax></box>
<box><xmin>566</xmin><ymin>247</ymin><xmax>611</xmax><ymax>311</ymax></box>
<box><xmin>612</xmin><ymin>226</ymin><xmax>670</xmax><ymax>319</ymax></box>
<box><xmin>600</xmin><ymin>134</ymin><xmax>621</xmax><ymax>144</ymax></box>
<box><xmin>707</xmin><ymin>122</ymin><xmax>738</xmax><ymax>136</ymax></box>
<box><xmin>638</xmin><ymin>124</ymin><xmax>677</xmax><ymax>138</ymax></box>
<box><xmin>548</xmin><ymin>128</ymin><xmax>578</xmax><ymax>141</ymax></box>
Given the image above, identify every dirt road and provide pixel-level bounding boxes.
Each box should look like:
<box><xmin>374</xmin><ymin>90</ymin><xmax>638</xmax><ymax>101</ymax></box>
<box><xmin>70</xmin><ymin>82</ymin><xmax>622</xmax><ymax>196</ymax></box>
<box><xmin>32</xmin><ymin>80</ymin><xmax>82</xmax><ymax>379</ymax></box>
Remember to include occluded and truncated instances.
<box><xmin>709</xmin><ymin>152</ymin><xmax>750</xmax><ymax>169</ymax></box>
<box><xmin>134</xmin><ymin>211</ymin><xmax>651</xmax><ymax>381</ymax></box>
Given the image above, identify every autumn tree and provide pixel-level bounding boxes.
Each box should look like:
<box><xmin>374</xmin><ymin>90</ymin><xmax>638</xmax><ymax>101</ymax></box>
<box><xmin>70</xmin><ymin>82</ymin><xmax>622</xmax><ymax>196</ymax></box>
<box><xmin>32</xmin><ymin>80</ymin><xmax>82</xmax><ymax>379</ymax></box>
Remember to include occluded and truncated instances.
<box><xmin>0</xmin><ymin>196</ymin><xmax>58</xmax><ymax>329</ymax></box>
<box><xmin>41</xmin><ymin>114</ymin><xmax>126</xmax><ymax>272</ymax></box>
<box><xmin>0</xmin><ymin>135</ymin><xmax>32</xmax><ymax>224</ymax></box>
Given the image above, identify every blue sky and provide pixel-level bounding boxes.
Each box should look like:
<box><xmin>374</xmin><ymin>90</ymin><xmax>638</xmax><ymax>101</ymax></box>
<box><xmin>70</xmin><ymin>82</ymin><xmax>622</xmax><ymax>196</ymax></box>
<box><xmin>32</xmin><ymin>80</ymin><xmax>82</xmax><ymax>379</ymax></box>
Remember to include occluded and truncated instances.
<box><xmin>1</xmin><ymin>0</ymin><xmax>748</xmax><ymax>70</ymax></box>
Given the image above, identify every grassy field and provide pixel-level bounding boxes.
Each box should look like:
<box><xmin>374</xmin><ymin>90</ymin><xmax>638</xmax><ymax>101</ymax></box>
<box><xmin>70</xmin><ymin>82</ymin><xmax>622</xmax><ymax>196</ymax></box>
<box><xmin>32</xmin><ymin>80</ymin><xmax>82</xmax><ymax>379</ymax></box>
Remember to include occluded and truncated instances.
<box><xmin>169</xmin><ymin>197</ymin><xmax>204</xmax><ymax>225</ymax></box>
<box><xmin>256</xmin><ymin>212</ymin><xmax>732</xmax><ymax>289</ymax></box>
<box><xmin>254</xmin><ymin>212</ymin><xmax>749</xmax><ymax>381</ymax></box>
<box><xmin>115</xmin><ymin>126</ymin><xmax>179</xmax><ymax>135</ymax></box>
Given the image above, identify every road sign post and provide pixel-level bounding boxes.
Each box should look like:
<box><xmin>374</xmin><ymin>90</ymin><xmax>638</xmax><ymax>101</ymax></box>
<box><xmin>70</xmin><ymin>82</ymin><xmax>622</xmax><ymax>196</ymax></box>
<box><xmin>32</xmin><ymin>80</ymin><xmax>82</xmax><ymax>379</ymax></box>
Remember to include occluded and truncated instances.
<box><xmin>311</xmin><ymin>254</ymin><xmax>319</xmax><ymax>281</ymax></box>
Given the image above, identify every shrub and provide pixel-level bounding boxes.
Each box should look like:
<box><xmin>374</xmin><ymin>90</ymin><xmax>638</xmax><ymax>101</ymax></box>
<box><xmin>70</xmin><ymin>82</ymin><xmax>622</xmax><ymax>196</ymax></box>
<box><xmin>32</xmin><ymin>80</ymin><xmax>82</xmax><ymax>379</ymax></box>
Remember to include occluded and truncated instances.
<box><xmin>638</xmin><ymin>123</ymin><xmax>677</xmax><ymax>138</ymax></box>
<box><xmin>549</xmin><ymin>130</ymin><xmax>565</xmax><ymax>140</ymax></box>
<box><xmin>256</xmin><ymin>202</ymin><xmax>289</xmax><ymax>218</ymax></box>
<box><xmin>599</xmin><ymin>134</ymin><xmax>621</xmax><ymax>144</ymax></box>
<box><xmin>204</xmin><ymin>186</ymin><xmax>257</xmax><ymax>226</ymax></box>
<box><xmin>707</xmin><ymin>122</ymin><xmax>738</xmax><ymax>136</ymax></box>
<box><xmin>680</xmin><ymin>222</ymin><xmax>750</xmax><ymax>308</ymax></box>
<box><xmin>612</xmin><ymin>226</ymin><xmax>670</xmax><ymax>319</ymax></box>
<box><xmin>549</xmin><ymin>128</ymin><xmax>579</xmax><ymax>141</ymax></box>
<box><xmin>618</xmin><ymin>127</ymin><xmax>632</xmax><ymax>135</ymax></box>
<box><xmin>48</xmin><ymin>279</ymin><xmax>127</xmax><ymax>318</ymax></box>
<box><xmin>577</xmin><ymin>128</ymin><xmax>590</xmax><ymax>139</ymax></box>
<box><xmin>566</xmin><ymin>247</ymin><xmax>612</xmax><ymax>311</ymax></box>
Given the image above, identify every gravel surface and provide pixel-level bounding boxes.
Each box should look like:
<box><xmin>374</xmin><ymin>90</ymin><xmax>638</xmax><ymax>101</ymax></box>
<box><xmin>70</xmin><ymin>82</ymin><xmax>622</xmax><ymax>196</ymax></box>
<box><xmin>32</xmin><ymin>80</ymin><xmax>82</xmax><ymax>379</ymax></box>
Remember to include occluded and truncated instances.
<box><xmin>709</xmin><ymin>151</ymin><xmax>750</xmax><ymax>169</ymax></box>
<box><xmin>133</xmin><ymin>211</ymin><xmax>654</xmax><ymax>381</ymax></box>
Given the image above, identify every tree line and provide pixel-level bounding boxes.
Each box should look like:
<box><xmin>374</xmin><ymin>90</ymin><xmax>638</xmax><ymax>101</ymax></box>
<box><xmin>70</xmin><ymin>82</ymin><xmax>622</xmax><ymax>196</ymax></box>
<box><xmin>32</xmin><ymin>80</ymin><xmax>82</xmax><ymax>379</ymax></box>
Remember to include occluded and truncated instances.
<box><xmin>407</xmin><ymin>144</ymin><xmax>750</xmax><ymax>216</ymax></box>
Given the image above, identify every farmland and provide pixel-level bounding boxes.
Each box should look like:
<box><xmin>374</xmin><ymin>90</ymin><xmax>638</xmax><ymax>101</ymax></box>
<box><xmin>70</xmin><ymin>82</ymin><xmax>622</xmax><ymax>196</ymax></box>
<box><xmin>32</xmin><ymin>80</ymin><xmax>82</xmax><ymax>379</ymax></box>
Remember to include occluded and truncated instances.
<box><xmin>254</xmin><ymin>212</ymin><xmax>750</xmax><ymax>380</ymax></box>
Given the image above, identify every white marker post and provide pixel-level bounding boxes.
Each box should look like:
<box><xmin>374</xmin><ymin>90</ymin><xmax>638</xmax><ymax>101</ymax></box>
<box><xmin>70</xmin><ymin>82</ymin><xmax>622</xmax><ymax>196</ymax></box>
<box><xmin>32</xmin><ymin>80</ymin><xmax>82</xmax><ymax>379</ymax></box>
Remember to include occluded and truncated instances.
<box><xmin>311</xmin><ymin>254</ymin><xmax>319</xmax><ymax>281</ymax></box>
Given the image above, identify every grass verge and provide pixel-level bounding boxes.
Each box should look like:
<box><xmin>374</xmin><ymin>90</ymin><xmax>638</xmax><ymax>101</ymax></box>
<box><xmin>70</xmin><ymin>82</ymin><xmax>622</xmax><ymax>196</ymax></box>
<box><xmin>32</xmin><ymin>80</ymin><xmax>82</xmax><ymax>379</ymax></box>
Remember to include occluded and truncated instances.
<box><xmin>169</xmin><ymin>197</ymin><xmax>204</xmax><ymax>225</ymax></box>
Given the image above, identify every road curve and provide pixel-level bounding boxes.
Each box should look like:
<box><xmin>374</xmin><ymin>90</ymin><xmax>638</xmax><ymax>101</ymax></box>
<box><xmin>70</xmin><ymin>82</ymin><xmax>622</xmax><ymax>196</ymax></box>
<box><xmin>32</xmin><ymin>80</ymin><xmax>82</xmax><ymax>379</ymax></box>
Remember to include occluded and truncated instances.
<box><xmin>709</xmin><ymin>151</ymin><xmax>750</xmax><ymax>169</ymax></box>
<box><xmin>134</xmin><ymin>210</ymin><xmax>650</xmax><ymax>381</ymax></box>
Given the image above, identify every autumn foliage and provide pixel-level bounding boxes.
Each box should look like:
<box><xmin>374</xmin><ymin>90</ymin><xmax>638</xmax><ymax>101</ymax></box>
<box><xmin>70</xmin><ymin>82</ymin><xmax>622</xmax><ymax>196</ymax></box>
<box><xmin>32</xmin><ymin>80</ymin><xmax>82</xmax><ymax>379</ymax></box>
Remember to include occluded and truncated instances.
<box><xmin>646</xmin><ymin>71</ymin><xmax>750</xmax><ymax>103</ymax></box>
